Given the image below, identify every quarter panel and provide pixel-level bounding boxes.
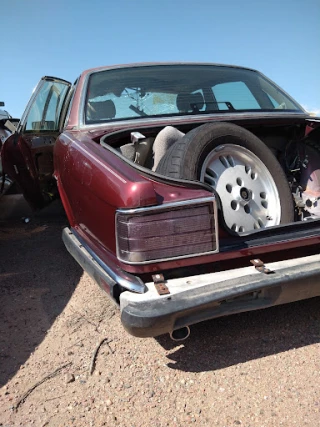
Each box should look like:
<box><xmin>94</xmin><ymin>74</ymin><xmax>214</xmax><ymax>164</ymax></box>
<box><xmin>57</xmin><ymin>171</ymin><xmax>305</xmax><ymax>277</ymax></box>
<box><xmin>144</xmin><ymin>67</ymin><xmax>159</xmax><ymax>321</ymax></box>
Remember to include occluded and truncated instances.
<box><xmin>54</xmin><ymin>130</ymin><xmax>215</xmax><ymax>267</ymax></box>
<box><xmin>54</xmin><ymin>131</ymin><xmax>159</xmax><ymax>256</ymax></box>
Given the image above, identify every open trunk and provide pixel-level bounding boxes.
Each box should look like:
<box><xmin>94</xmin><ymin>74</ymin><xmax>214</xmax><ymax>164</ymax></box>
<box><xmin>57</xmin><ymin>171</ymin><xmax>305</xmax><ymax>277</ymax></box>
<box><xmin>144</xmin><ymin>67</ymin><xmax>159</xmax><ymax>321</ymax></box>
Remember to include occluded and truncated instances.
<box><xmin>99</xmin><ymin>115</ymin><xmax>320</xmax><ymax>236</ymax></box>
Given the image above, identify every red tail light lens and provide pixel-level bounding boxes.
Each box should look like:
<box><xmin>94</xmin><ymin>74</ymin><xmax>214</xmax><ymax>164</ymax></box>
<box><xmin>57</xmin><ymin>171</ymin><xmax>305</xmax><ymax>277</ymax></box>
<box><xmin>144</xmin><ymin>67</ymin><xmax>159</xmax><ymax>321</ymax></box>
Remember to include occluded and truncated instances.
<box><xmin>116</xmin><ymin>197</ymin><xmax>218</xmax><ymax>264</ymax></box>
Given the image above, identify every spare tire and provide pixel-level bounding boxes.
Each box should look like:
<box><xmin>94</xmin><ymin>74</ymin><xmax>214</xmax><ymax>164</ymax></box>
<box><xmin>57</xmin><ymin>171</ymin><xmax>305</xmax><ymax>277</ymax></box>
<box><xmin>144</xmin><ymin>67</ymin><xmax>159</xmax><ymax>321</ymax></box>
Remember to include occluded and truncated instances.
<box><xmin>156</xmin><ymin>122</ymin><xmax>294</xmax><ymax>235</ymax></box>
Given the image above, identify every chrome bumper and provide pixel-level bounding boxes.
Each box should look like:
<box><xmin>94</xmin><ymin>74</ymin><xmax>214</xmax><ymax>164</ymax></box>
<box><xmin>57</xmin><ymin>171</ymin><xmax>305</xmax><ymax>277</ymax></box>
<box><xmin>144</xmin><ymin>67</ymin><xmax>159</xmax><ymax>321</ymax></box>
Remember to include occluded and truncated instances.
<box><xmin>62</xmin><ymin>226</ymin><xmax>320</xmax><ymax>338</ymax></box>
<box><xmin>120</xmin><ymin>253</ymin><xmax>320</xmax><ymax>337</ymax></box>
<box><xmin>62</xmin><ymin>227</ymin><xmax>146</xmax><ymax>299</ymax></box>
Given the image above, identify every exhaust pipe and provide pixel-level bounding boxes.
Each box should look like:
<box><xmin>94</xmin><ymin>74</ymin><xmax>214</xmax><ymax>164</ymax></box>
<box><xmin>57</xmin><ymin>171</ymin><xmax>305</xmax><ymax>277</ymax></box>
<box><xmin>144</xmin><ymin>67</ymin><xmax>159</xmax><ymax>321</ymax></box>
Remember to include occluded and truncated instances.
<box><xmin>170</xmin><ymin>326</ymin><xmax>190</xmax><ymax>341</ymax></box>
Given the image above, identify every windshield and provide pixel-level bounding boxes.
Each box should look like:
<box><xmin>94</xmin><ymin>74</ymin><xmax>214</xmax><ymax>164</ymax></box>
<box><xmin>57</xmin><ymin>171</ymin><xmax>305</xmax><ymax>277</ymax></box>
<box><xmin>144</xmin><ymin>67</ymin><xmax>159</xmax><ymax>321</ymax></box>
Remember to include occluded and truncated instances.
<box><xmin>84</xmin><ymin>65</ymin><xmax>303</xmax><ymax>124</ymax></box>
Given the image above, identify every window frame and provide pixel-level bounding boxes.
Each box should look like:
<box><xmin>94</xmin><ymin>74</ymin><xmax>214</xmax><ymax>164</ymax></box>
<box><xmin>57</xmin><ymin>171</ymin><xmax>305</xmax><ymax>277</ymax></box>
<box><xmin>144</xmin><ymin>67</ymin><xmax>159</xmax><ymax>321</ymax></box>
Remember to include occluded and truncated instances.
<box><xmin>20</xmin><ymin>77</ymin><xmax>72</xmax><ymax>134</ymax></box>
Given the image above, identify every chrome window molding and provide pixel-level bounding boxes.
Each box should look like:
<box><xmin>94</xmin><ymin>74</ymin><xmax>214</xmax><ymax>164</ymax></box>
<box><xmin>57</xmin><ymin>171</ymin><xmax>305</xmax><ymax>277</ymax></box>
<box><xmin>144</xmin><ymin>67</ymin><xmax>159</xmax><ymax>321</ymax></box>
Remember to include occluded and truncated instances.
<box><xmin>80</xmin><ymin>111</ymin><xmax>309</xmax><ymax>132</ymax></box>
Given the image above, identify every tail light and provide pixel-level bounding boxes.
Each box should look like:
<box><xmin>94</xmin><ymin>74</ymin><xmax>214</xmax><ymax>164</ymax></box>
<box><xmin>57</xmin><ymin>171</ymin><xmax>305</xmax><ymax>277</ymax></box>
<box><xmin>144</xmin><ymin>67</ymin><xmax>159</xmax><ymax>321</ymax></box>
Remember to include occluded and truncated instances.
<box><xmin>116</xmin><ymin>197</ymin><xmax>218</xmax><ymax>264</ymax></box>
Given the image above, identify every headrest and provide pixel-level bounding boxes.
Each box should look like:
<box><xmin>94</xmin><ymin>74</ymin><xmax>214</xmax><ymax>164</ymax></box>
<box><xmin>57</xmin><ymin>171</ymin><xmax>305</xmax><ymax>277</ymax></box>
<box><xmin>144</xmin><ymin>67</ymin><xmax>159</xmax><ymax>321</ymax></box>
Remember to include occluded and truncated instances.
<box><xmin>88</xmin><ymin>100</ymin><xmax>116</xmax><ymax>120</ymax></box>
<box><xmin>176</xmin><ymin>92</ymin><xmax>204</xmax><ymax>113</ymax></box>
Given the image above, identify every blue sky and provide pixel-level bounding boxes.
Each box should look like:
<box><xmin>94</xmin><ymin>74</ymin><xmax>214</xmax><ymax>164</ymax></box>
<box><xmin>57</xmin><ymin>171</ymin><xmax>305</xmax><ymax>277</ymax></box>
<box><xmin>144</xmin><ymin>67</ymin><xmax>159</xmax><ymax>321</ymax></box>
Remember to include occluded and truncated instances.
<box><xmin>1</xmin><ymin>0</ymin><xmax>320</xmax><ymax>118</ymax></box>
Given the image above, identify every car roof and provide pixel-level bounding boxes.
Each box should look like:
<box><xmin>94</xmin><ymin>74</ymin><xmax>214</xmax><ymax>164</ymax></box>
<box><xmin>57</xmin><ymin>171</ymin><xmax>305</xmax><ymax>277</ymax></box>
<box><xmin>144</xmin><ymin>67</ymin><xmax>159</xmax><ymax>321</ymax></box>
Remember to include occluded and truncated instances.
<box><xmin>81</xmin><ymin>62</ymin><xmax>258</xmax><ymax>77</ymax></box>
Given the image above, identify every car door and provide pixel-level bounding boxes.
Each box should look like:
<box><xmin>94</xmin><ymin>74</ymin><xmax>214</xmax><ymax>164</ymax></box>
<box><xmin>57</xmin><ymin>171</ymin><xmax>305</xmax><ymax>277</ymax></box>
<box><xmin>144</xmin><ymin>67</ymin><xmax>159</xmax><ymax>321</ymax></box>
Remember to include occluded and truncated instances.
<box><xmin>1</xmin><ymin>77</ymin><xmax>72</xmax><ymax>209</ymax></box>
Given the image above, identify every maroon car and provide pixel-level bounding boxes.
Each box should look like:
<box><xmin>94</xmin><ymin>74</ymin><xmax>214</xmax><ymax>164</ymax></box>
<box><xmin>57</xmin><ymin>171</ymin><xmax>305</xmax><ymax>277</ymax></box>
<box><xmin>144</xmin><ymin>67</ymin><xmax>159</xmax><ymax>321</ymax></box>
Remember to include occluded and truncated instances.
<box><xmin>2</xmin><ymin>63</ymin><xmax>320</xmax><ymax>340</ymax></box>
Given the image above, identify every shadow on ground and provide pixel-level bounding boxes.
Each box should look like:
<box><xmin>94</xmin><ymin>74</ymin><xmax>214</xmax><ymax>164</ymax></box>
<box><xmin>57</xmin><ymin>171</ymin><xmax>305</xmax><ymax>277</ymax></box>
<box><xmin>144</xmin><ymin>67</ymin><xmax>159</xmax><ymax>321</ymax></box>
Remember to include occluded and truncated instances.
<box><xmin>0</xmin><ymin>197</ymin><xmax>83</xmax><ymax>387</ymax></box>
<box><xmin>157</xmin><ymin>296</ymin><xmax>320</xmax><ymax>372</ymax></box>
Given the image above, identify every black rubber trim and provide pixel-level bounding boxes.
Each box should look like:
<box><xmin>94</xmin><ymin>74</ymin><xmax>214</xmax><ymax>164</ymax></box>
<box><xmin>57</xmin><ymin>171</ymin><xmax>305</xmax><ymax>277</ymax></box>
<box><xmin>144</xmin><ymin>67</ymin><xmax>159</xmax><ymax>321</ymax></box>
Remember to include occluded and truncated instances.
<box><xmin>220</xmin><ymin>219</ymin><xmax>320</xmax><ymax>252</ymax></box>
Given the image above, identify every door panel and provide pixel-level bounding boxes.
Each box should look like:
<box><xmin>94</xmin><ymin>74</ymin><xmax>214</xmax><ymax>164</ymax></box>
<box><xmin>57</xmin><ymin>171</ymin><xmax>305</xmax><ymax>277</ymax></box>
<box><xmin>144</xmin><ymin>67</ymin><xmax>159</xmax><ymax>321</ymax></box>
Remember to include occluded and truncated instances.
<box><xmin>1</xmin><ymin>77</ymin><xmax>71</xmax><ymax>208</ymax></box>
<box><xmin>1</xmin><ymin>133</ymin><xmax>46</xmax><ymax>208</ymax></box>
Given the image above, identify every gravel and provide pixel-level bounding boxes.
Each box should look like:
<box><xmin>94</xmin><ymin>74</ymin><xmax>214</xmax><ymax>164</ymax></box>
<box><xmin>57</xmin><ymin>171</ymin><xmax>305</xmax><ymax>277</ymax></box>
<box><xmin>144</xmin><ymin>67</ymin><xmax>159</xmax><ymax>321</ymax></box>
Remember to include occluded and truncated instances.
<box><xmin>0</xmin><ymin>197</ymin><xmax>319</xmax><ymax>426</ymax></box>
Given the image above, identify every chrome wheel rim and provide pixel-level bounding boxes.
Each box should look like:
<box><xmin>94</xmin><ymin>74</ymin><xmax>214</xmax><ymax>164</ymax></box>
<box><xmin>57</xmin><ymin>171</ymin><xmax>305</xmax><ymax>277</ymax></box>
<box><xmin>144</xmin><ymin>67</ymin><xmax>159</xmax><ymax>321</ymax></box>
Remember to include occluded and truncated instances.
<box><xmin>200</xmin><ymin>144</ymin><xmax>281</xmax><ymax>235</ymax></box>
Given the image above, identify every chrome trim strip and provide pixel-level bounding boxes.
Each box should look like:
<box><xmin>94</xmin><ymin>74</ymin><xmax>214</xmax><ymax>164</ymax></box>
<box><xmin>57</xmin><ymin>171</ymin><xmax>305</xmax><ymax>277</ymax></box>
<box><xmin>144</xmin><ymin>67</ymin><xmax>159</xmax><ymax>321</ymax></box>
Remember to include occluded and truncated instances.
<box><xmin>117</xmin><ymin>196</ymin><xmax>215</xmax><ymax>214</ymax></box>
<box><xmin>69</xmin><ymin>227</ymin><xmax>146</xmax><ymax>293</ymax></box>
<box><xmin>80</xmin><ymin>111</ymin><xmax>308</xmax><ymax>132</ymax></box>
<box><xmin>116</xmin><ymin>197</ymin><xmax>219</xmax><ymax>265</ymax></box>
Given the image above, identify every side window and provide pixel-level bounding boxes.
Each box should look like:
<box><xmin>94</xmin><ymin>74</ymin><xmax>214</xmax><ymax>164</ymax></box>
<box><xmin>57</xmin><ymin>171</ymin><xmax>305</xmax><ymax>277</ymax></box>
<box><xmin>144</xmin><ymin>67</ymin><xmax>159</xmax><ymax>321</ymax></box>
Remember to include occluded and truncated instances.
<box><xmin>212</xmin><ymin>81</ymin><xmax>260</xmax><ymax>110</ymax></box>
<box><xmin>266</xmin><ymin>93</ymin><xmax>280</xmax><ymax>108</ymax></box>
<box><xmin>25</xmin><ymin>80</ymin><xmax>70</xmax><ymax>131</ymax></box>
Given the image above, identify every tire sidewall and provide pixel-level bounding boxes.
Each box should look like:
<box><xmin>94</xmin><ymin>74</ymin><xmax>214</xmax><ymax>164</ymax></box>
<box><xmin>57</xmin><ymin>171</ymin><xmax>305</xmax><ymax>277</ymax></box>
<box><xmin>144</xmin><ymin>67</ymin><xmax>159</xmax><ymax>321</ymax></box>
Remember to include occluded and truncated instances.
<box><xmin>156</xmin><ymin>122</ymin><xmax>294</xmax><ymax>226</ymax></box>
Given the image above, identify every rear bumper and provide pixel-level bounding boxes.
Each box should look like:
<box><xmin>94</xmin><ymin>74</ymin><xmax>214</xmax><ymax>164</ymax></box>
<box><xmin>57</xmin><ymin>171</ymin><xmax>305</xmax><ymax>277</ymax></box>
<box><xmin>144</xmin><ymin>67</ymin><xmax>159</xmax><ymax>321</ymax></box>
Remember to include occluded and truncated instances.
<box><xmin>62</xmin><ymin>227</ymin><xmax>146</xmax><ymax>298</ymax></box>
<box><xmin>62</xmin><ymin>227</ymin><xmax>320</xmax><ymax>338</ymax></box>
<box><xmin>120</xmin><ymin>253</ymin><xmax>320</xmax><ymax>337</ymax></box>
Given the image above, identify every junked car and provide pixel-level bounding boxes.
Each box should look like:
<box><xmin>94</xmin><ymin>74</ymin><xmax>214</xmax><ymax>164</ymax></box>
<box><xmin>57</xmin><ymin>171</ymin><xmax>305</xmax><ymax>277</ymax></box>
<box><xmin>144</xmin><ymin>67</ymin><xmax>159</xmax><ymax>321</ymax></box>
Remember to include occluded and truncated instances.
<box><xmin>2</xmin><ymin>63</ymin><xmax>320</xmax><ymax>340</ymax></box>
<box><xmin>0</xmin><ymin>102</ymin><xmax>19</xmax><ymax>195</ymax></box>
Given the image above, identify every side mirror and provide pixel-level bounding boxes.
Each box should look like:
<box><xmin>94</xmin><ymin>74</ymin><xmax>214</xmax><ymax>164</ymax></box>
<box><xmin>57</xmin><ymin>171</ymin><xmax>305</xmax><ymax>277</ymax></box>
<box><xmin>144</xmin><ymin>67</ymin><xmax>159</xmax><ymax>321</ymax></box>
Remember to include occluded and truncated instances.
<box><xmin>0</xmin><ymin>102</ymin><xmax>5</xmax><ymax>107</ymax></box>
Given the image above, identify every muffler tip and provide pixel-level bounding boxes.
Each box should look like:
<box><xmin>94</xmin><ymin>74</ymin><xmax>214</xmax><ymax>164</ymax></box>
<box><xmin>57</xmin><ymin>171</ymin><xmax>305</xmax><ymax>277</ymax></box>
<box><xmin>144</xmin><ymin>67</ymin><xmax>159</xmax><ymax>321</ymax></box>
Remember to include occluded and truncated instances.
<box><xmin>170</xmin><ymin>326</ymin><xmax>190</xmax><ymax>341</ymax></box>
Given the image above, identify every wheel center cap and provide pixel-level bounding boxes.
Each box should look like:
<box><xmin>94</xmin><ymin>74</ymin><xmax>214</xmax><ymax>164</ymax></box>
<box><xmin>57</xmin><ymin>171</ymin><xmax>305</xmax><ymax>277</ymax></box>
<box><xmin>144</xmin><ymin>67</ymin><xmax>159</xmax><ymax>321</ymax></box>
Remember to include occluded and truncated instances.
<box><xmin>240</xmin><ymin>187</ymin><xmax>251</xmax><ymax>201</ymax></box>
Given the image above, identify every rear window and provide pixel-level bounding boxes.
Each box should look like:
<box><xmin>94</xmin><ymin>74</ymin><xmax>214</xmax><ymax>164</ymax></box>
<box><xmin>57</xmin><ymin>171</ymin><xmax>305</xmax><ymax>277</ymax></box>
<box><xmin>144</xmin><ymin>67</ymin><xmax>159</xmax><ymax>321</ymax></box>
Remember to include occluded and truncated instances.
<box><xmin>84</xmin><ymin>65</ymin><xmax>303</xmax><ymax>124</ymax></box>
<box><xmin>212</xmin><ymin>81</ymin><xmax>260</xmax><ymax>110</ymax></box>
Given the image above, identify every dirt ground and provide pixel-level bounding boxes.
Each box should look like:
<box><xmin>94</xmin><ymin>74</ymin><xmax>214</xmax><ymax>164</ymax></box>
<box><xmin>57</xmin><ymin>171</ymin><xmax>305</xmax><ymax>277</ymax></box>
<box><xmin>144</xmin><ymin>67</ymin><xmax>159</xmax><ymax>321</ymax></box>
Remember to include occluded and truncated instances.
<box><xmin>0</xmin><ymin>195</ymin><xmax>320</xmax><ymax>427</ymax></box>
